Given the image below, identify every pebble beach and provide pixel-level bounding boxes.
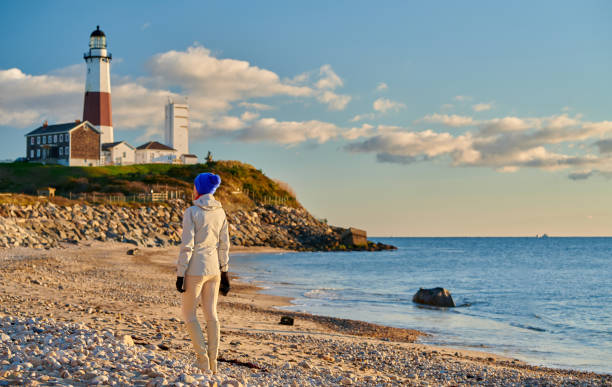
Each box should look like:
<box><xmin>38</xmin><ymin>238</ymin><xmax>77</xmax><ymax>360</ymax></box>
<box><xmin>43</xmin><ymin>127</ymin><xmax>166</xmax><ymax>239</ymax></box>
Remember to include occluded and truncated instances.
<box><xmin>1</xmin><ymin>243</ymin><xmax>610</xmax><ymax>386</ymax></box>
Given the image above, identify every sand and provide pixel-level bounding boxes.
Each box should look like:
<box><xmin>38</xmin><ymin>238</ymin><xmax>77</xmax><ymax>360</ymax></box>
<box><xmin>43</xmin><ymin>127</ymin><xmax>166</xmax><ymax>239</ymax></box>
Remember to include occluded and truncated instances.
<box><xmin>0</xmin><ymin>242</ymin><xmax>610</xmax><ymax>386</ymax></box>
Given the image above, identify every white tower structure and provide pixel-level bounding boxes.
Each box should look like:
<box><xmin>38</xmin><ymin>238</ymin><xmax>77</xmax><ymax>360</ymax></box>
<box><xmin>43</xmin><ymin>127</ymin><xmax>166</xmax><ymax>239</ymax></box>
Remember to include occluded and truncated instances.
<box><xmin>83</xmin><ymin>26</ymin><xmax>113</xmax><ymax>144</ymax></box>
<box><xmin>164</xmin><ymin>98</ymin><xmax>189</xmax><ymax>156</ymax></box>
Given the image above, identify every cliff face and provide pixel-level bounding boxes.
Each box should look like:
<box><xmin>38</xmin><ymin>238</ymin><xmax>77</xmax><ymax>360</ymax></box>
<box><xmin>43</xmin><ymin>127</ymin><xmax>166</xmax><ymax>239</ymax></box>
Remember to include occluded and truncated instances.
<box><xmin>0</xmin><ymin>198</ymin><xmax>394</xmax><ymax>251</ymax></box>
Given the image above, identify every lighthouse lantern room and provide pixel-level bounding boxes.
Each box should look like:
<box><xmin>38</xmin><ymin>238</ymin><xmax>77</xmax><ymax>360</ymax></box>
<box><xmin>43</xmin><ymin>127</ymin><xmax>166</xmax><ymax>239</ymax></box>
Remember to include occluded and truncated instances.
<box><xmin>83</xmin><ymin>26</ymin><xmax>113</xmax><ymax>144</ymax></box>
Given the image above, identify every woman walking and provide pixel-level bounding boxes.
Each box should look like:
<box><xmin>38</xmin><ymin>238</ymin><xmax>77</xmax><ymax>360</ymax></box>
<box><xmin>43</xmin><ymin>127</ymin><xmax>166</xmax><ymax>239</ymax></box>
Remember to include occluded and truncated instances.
<box><xmin>176</xmin><ymin>172</ymin><xmax>230</xmax><ymax>373</ymax></box>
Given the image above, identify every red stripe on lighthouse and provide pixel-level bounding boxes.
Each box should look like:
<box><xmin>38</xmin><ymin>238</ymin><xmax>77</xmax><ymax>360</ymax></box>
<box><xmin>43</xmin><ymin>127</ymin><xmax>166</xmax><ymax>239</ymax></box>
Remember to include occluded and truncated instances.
<box><xmin>83</xmin><ymin>91</ymin><xmax>112</xmax><ymax>126</ymax></box>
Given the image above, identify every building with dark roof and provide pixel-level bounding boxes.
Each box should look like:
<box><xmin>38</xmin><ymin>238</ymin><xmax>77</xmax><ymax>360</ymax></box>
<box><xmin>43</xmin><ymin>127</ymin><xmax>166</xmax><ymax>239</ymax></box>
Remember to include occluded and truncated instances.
<box><xmin>101</xmin><ymin>141</ymin><xmax>135</xmax><ymax>165</ymax></box>
<box><xmin>180</xmin><ymin>154</ymin><xmax>198</xmax><ymax>165</ymax></box>
<box><xmin>25</xmin><ymin>121</ymin><xmax>101</xmax><ymax>166</ymax></box>
<box><xmin>135</xmin><ymin>141</ymin><xmax>178</xmax><ymax>164</ymax></box>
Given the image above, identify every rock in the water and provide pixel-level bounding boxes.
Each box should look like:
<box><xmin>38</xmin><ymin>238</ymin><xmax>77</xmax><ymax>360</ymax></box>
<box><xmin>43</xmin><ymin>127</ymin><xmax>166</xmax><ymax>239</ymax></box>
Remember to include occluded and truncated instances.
<box><xmin>413</xmin><ymin>287</ymin><xmax>455</xmax><ymax>307</ymax></box>
<box><xmin>279</xmin><ymin>316</ymin><xmax>294</xmax><ymax>326</ymax></box>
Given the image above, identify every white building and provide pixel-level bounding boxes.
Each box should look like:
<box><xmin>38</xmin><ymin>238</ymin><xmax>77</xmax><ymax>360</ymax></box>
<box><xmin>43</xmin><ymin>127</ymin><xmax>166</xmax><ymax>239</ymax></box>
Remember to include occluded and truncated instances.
<box><xmin>135</xmin><ymin>141</ymin><xmax>177</xmax><ymax>164</ymax></box>
<box><xmin>102</xmin><ymin>141</ymin><xmax>135</xmax><ymax>165</ymax></box>
<box><xmin>181</xmin><ymin>154</ymin><xmax>198</xmax><ymax>164</ymax></box>
<box><xmin>164</xmin><ymin>99</ymin><xmax>189</xmax><ymax>156</ymax></box>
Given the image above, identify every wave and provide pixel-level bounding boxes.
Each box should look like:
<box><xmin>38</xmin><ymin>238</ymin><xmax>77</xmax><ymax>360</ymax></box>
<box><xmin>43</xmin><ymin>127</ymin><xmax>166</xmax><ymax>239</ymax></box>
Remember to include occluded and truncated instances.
<box><xmin>303</xmin><ymin>289</ymin><xmax>340</xmax><ymax>300</ymax></box>
<box><xmin>510</xmin><ymin>322</ymin><xmax>547</xmax><ymax>332</ymax></box>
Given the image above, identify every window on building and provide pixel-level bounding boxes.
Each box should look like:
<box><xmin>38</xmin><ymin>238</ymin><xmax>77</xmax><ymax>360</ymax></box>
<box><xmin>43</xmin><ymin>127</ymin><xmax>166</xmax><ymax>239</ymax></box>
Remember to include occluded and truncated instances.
<box><xmin>65</xmin><ymin>146</ymin><xmax>69</xmax><ymax>156</ymax></box>
<box><xmin>59</xmin><ymin>134</ymin><xmax>63</xmax><ymax>142</ymax></box>
<box><xmin>66</xmin><ymin>136</ymin><xmax>69</xmax><ymax>144</ymax></box>
<box><xmin>37</xmin><ymin>149</ymin><xmax>40</xmax><ymax>158</ymax></box>
<box><xmin>48</xmin><ymin>135</ymin><xmax>52</xmax><ymax>143</ymax></box>
<box><xmin>30</xmin><ymin>149</ymin><xmax>34</xmax><ymax>158</ymax></box>
<box><xmin>53</xmin><ymin>135</ymin><xmax>57</xmax><ymax>143</ymax></box>
<box><xmin>37</xmin><ymin>136</ymin><xmax>40</xmax><ymax>144</ymax></box>
<box><xmin>42</xmin><ymin>136</ymin><xmax>46</xmax><ymax>145</ymax></box>
<box><xmin>123</xmin><ymin>152</ymin><xmax>126</xmax><ymax>158</ymax></box>
<box><xmin>30</xmin><ymin>137</ymin><xmax>34</xmax><ymax>145</ymax></box>
<box><xmin>59</xmin><ymin>147</ymin><xmax>63</xmax><ymax>156</ymax></box>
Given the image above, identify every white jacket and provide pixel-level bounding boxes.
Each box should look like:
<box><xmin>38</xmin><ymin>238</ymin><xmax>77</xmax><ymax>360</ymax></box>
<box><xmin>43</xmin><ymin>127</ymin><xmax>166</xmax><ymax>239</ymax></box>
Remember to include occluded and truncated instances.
<box><xmin>176</xmin><ymin>194</ymin><xmax>230</xmax><ymax>276</ymax></box>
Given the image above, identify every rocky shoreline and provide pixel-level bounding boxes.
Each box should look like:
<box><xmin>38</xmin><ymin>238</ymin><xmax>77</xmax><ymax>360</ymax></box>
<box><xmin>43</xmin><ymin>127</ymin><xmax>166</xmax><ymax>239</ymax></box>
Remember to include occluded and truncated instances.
<box><xmin>0</xmin><ymin>197</ymin><xmax>395</xmax><ymax>252</ymax></box>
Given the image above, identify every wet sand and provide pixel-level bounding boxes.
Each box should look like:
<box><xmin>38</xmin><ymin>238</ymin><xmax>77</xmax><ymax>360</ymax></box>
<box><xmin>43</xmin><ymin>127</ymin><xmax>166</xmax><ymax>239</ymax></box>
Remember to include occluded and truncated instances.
<box><xmin>0</xmin><ymin>242</ymin><xmax>609</xmax><ymax>386</ymax></box>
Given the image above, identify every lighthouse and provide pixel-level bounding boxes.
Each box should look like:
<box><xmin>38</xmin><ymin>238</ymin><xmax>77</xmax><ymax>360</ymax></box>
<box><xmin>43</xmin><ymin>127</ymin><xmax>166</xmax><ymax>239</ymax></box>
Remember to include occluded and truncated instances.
<box><xmin>83</xmin><ymin>26</ymin><xmax>113</xmax><ymax>144</ymax></box>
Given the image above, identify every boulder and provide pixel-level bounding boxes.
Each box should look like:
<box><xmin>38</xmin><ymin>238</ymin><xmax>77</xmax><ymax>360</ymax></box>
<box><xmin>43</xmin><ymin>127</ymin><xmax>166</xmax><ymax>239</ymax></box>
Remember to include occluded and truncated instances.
<box><xmin>413</xmin><ymin>287</ymin><xmax>455</xmax><ymax>307</ymax></box>
<box><xmin>279</xmin><ymin>316</ymin><xmax>294</xmax><ymax>326</ymax></box>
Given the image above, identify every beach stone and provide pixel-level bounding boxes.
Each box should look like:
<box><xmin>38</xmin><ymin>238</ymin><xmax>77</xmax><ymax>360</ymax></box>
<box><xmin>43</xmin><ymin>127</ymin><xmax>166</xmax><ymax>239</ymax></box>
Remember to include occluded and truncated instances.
<box><xmin>119</xmin><ymin>334</ymin><xmax>135</xmax><ymax>346</ymax></box>
<box><xmin>92</xmin><ymin>374</ymin><xmax>109</xmax><ymax>383</ymax></box>
<box><xmin>0</xmin><ymin>333</ymin><xmax>10</xmax><ymax>341</ymax></box>
<box><xmin>298</xmin><ymin>360</ymin><xmax>312</xmax><ymax>369</ymax></box>
<box><xmin>180</xmin><ymin>374</ymin><xmax>196</xmax><ymax>384</ymax></box>
<box><xmin>413</xmin><ymin>287</ymin><xmax>455</xmax><ymax>307</ymax></box>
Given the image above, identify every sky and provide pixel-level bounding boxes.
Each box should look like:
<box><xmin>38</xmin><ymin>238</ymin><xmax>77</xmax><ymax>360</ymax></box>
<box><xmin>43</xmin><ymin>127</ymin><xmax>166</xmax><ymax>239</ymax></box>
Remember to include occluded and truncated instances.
<box><xmin>1</xmin><ymin>1</ymin><xmax>612</xmax><ymax>236</ymax></box>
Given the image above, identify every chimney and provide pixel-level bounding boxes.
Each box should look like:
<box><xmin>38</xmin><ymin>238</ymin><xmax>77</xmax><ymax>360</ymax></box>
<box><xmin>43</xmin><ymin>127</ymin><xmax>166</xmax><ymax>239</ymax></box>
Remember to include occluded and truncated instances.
<box><xmin>43</xmin><ymin>120</ymin><xmax>48</xmax><ymax>127</ymax></box>
<box><xmin>75</xmin><ymin>119</ymin><xmax>81</xmax><ymax>124</ymax></box>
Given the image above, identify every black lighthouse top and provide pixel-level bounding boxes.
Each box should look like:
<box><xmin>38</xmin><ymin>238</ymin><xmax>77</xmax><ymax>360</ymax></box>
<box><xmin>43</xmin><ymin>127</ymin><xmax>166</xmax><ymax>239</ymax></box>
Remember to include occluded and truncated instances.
<box><xmin>89</xmin><ymin>26</ymin><xmax>107</xmax><ymax>49</ymax></box>
<box><xmin>90</xmin><ymin>25</ymin><xmax>106</xmax><ymax>37</ymax></box>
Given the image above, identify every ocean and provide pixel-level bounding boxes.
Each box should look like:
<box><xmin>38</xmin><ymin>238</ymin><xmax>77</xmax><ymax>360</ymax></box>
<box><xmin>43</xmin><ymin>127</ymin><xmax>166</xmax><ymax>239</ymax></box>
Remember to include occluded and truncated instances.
<box><xmin>231</xmin><ymin>237</ymin><xmax>612</xmax><ymax>374</ymax></box>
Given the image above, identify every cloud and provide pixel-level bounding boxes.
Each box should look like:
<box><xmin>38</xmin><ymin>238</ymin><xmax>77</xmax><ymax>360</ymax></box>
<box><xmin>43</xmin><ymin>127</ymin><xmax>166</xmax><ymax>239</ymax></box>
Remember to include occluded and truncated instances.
<box><xmin>237</xmin><ymin>118</ymin><xmax>338</xmax><ymax>145</ymax></box>
<box><xmin>238</xmin><ymin>102</ymin><xmax>274</xmax><ymax>111</ymax></box>
<box><xmin>479</xmin><ymin>117</ymin><xmax>533</xmax><ymax>134</ymax></box>
<box><xmin>568</xmin><ymin>171</ymin><xmax>594</xmax><ymax>180</ymax></box>
<box><xmin>342</xmin><ymin>124</ymin><xmax>375</xmax><ymax>140</ymax></box>
<box><xmin>420</xmin><ymin>113</ymin><xmax>474</xmax><ymax>127</ymax></box>
<box><xmin>147</xmin><ymin>45</ymin><xmax>313</xmax><ymax>115</ymax></box>
<box><xmin>441</xmin><ymin>103</ymin><xmax>454</xmax><ymax>110</ymax></box>
<box><xmin>453</xmin><ymin>95</ymin><xmax>472</xmax><ymax>102</ymax></box>
<box><xmin>312</xmin><ymin>65</ymin><xmax>351</xmax><ymax>110</ymax></box>
<box><xmin>232</xmin><ymin>118</ymin><xmax>377</xmax><ymax>145</ymax></box>
<box><xmin>594</xmin><ymin>139</ymin><xmax>612</xmax><ymax>154</ymax></box>
<box><xmin>373</xmin><ymin>97</ymin><xmax>405</xmax><ymax>113</ymax></box>
<box><xmin>240</xmin><ymin>111</ymin><xmax>260</xmax><ymax>121</ymax></box>
<box><xmin>346</xmin><ymin>130</ymin><xmax>479</xmax><ymax>165</ymax></box>
<box><xmin>350</xmin><ymin>113</ymin><xmax>375</xmax><ymax>122</ymax></box>
<box><xmin>345</xmin><ymin>111</ymin><xmax>612</xmax><ymax>179</ymax></box>
<box><xmin>3</xmin><ymin>45</ymin><xmax>356</xmax><ymax>138</ymax></box>
<box><xmin>317</xmin><ymin>90</ymin><xmax>351</xmax><ymax>111</ymax></box>
<box><xmin>376</xmin><ymin>82</ymin><xmax>388</xmax><ymax>91</ymax></box>
<box><xmin>545</xmin><ymin>113</ymin><xmax>581</xmax><ymax>130</ymax></box>
<box><xmin>315</xmin><ymin>64</ymin><xmax>343</xmax><ymax>90</ymax></box>
<box><xmin>111</xmin><ymin>82</ymin><xmax>178</xmax><ymax>129</ymax></box>
<box><xmin>141</xmin><ymin>22</ymin><xmax>151</xmax><ymax>30</ymax></box>
<box><xmin>472</xmin><ymin>102</ymin><xmax>493</xmax><ymax>112</ymax></box>
<box><xmin>0</xmin><ymin>68</ymin><xmax>83</xmax><ymax>127</ymax></box>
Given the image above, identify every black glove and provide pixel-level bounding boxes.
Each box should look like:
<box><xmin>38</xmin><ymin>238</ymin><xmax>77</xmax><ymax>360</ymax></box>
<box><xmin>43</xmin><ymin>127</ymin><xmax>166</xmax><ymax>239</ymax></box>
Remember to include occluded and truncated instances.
<box><xmin>176</xmin><ymin>276</ymin><xmax>185</xmax><ymax>293</ymax></box>
<box><xmin>219</xmin><ymin>271</ymin><xmax>230</xmax><ymax>296</ymax></box>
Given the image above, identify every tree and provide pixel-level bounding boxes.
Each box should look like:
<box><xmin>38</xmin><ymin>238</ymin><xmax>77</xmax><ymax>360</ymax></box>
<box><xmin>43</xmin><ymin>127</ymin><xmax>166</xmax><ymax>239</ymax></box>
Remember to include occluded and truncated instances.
<box><xmin>205</xmin><ymin>151</ymin><xmax>213</xmax><ymax>163</ymax></box>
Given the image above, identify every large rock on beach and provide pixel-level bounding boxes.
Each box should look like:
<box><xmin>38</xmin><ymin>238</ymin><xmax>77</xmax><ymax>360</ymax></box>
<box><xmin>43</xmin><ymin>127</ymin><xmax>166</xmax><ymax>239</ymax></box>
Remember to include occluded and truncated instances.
<box><xmin>413</xmin><ymin>287</ymin><xmax>455</xmax><ymax>307</ymax></box>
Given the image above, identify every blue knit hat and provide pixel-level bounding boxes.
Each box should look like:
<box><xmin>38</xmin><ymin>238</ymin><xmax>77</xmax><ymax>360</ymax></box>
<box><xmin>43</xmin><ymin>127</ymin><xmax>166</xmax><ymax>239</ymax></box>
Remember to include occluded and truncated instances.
<box><xmin>194</xmin><ymin>173</ymin><xmax>221</xmax><ymax>195</ymax></box>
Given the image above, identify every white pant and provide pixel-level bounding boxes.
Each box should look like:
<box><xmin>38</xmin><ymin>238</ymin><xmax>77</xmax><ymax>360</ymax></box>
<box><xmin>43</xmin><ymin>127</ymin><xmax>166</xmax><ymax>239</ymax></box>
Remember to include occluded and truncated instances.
<box><xmin>182</xmin><ymin>273</ymin><xmax>220</xmax><ymax>323</ymax></box>
<box><xmin>181</xmin><ymin>273</ymin><xmax>221</xmax><ymax>372</ymax></box>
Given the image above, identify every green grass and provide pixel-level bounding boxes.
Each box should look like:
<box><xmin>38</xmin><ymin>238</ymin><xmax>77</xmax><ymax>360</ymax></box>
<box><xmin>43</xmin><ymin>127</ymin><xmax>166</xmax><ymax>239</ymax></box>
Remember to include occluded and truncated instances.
<box><xmin>0</xmin><ymin>161</ymin><xmax>299</xmax><ymax>210</ymax></box>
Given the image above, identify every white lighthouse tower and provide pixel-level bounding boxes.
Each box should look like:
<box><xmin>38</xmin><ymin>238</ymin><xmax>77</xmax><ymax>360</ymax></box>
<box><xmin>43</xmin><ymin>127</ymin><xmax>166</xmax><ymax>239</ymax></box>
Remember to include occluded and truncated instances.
<box><xmin>83</xmin><ymin>26</ymin><xmax>113</xmax><ymax>144</ymax></box>
<box><xmin>164</xmin><ymin>98</ymin><xmax>189</xmax><ymax>156</ymax></box>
